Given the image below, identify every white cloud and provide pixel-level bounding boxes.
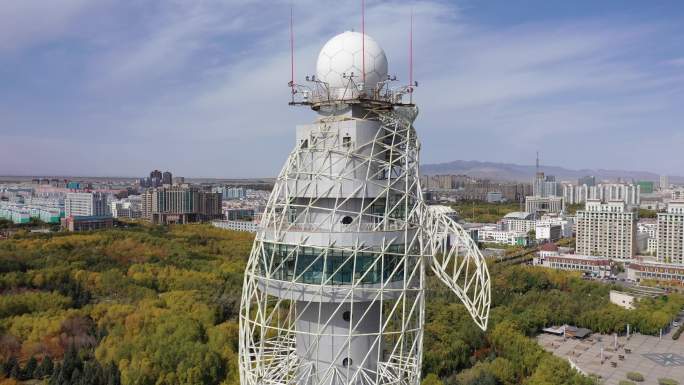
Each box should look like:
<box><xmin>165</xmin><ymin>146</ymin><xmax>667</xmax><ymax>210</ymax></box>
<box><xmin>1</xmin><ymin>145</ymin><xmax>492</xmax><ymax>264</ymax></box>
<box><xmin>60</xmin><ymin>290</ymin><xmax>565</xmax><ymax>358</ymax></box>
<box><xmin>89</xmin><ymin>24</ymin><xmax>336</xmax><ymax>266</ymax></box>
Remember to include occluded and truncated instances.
<box><xmin>0</xmin><ymin>0</ymin><xmax>102</xmax><ymax>53</ymax></box>
<box><xmin>1</xmin><ymin>0</ymin><xmax>683</xmax><ymax>177</ymax></box>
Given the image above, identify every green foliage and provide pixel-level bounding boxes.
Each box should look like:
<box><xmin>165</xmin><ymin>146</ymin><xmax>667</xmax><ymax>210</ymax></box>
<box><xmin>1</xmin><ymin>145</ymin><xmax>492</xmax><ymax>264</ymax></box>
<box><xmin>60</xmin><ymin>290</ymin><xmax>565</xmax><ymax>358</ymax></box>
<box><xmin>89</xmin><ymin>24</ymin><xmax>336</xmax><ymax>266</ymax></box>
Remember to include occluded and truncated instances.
<box><xmin>626</xmin><ymin>372</ymin><xmax>645</xmax><ymax>382</ymax></box>
<box><xmin>35</xmin><ymin>355</ymin><xmax>54</xmax><ymax>378</ymax></box>
<box><xmin>638</xmin><ymin>208</ymin><xmax>658</xmax><ymax>219</ymax></box>
<box><xmin>619</xmin><ymin>381</ymin><xmax>636</xmax><ymax>385</ymax></box>
<box><xmin>450</xmin><ymin>201</ymin><xmax>521</xmax><ymax>223</ymax></box>
<box><xmin>0</xmin><ymin>224</ymin><xmax>251</xmax><ymax>385</ymax></box>
<box><xmin>526</xmin><ymin>355</ymin><xmax>592</xmax><ymax>385</ymax></box>
<box><xmin>565</xmin><ymin>204</ymin><xmax>583</xmax><ymax>215</ymax></box>
<box><xmin>422</xmin><ymin>373</ymin><xmax>444</xmax><ymax>385</ymax></box>
<box><xmin>658</xmin><ymin>379</ymin><xmax>679</xmax><ymax>385</ymax></box>
<box><xmin>0</xmin><ymin>291</ymin><xmax>72</xmax><ymax>318</ymax></box>
<box><xmin>2</xmin><ymin>224</ymin><xmax>682</xmax><ymax>385</ymax></box>
<box><xmin>421</xmin><ymin>265</ymin><xmax>684</xmax><ymax>384</ymax></box>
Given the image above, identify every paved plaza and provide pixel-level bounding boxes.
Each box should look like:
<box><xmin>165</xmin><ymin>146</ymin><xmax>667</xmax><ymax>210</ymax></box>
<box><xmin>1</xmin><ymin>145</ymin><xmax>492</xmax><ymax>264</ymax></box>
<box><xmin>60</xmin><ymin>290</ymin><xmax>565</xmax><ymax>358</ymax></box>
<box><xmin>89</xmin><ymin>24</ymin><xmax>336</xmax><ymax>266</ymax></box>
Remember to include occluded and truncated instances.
<box><xmin>537</xmin><ymin>330</ymin><xmax>684</xmax><ymax>384</ymax></box>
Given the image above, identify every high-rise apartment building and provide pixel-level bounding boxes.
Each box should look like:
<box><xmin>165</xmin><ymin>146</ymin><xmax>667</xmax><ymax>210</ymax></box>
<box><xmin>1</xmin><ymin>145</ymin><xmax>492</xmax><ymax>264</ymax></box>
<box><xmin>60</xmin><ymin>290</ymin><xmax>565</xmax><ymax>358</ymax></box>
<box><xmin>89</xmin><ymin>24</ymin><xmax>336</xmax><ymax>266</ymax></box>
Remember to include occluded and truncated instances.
<box><xmin>563</xmin><ymin>184</ymin><xmax>590</xmax><ymax>205</ymax></box>
<box><xmin>660</xmin><ymin>175</ymin><xmax>670</xmax><ymax>190</ymax></box>
<box><xmin>594</xmin><ymin>183</ymin><xmax>640</xmax><ymax>205</ymax></box>
<box><xmin>533</xmin><ymin>173</ymin><xmax>560</xmax><ymax>197</ymax></box>
<box><xmin>656</xmin><ymin>202</ymin><xmax>684</xmax><ymax>264</ymax></box>
<box><xmin>65</xmin><ymin>192</ymin><xmax>109</xmax><ymax>217</ymax></box>
<box><xmin>162</xmin><ymin>171</ymin><xmax>173</xmax><ymax>186</ymax></box>
<box><xmin>150</xmin><ymin>170</ymin><xmax>162</xmax><ymax>187</ymax></box>
<box><xmin>575</xmin><ymin>200</ymin><xmax>636</xmax><ymax>260</ymax></box>
<box><xmin>140</xmin><ymin>169</ymin><xmax>174</xmax><ymax>188</ymax></box>
<box><xmin>562</xmin><ymin>183</ymin><xmax>640</xmax><ymax>206</ymax></box>
<box><xmin>141</xmin><ymin>186</ymin><xmax>222</xmax><ymax>224</ymax></box>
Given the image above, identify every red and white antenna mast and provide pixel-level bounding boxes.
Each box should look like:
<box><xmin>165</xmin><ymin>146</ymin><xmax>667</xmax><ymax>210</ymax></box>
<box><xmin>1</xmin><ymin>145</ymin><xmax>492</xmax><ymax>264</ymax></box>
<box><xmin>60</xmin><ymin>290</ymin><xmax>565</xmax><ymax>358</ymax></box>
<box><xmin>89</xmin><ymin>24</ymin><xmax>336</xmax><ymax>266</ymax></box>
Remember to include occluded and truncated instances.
<box><xmin>409</xmin><ymin>9</ymin><xmax>414</xmax><ymax>104</ymax></box>
<box><xmin>289</xmin><ymin>5</ymin><xmax>295</xmax><ymax>101</ymax></box>
<box><xmin>361</xmin><ymin>0</ymin><xmax>366</xmax><ymax>85</ymax></box>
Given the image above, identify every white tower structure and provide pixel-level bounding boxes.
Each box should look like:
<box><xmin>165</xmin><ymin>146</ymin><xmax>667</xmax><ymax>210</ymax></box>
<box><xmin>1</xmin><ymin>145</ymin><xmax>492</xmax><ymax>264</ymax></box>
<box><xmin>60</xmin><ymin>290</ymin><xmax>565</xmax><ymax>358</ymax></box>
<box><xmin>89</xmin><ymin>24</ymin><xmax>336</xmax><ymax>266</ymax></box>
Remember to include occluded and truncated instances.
<box><xmin>239</xmin><ymin>31</ymin><xmax>491</xmax><ymax>385</ymax></box>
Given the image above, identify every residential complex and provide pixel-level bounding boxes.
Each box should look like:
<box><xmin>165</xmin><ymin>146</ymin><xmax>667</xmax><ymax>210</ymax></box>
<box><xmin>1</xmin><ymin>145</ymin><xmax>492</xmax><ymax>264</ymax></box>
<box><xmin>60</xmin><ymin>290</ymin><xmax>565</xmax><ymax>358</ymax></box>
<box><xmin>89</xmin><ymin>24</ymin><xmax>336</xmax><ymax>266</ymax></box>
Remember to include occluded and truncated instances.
<box><xmin>562</xmin><ymin>183</ymin><xmax>640</xmax><ymax>206</ymax></box>
<box><xmin>575</xmin><ymin>200</ymin><xmax>636</xmax><ymax>260</ymax></box>
<box><xmin>0</xmin><ymin>199</ymin><xmax>64</xmax><ymax>224</ymax></box>
<box><xmin>420</xmin><ymin>175</ymin><xmax>532</xmax><ymax>203</ymax></box>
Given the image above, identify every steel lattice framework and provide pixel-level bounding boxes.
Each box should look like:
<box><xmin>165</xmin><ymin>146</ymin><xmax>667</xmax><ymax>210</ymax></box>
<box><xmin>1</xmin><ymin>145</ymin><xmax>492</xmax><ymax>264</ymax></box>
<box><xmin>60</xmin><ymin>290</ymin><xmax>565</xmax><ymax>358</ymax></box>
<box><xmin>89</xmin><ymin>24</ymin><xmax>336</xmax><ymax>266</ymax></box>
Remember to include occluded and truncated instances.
<box><xmin>238</xmin><ymin>92</ymin><xmax>491</xmax><ymax>385</ymax></box>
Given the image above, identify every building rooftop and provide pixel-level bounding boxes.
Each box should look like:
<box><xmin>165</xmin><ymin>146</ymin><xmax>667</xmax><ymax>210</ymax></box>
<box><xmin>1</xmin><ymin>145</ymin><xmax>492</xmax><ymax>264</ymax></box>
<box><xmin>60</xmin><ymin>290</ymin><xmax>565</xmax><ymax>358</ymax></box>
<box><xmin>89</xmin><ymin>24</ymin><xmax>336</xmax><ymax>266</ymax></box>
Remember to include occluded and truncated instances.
<box><xmin>539</xmin><ymin>243</ymin><xmax>559</xmax><ymax>252</ymax></box>
<box><xmin>503</xmin><ymin>211</ymin><xmax>534</xmax><ymax>220</ymax></box>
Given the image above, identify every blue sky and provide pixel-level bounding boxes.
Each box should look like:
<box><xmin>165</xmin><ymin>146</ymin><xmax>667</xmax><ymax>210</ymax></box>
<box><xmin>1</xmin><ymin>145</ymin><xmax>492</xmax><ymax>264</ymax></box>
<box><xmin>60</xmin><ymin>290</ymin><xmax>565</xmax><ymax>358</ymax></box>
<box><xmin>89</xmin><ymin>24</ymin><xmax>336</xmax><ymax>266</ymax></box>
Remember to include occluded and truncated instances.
<box><xmin>1</xmin><ymin>0</ymin><xmax>683</xmax><ymax>178</ymax></box>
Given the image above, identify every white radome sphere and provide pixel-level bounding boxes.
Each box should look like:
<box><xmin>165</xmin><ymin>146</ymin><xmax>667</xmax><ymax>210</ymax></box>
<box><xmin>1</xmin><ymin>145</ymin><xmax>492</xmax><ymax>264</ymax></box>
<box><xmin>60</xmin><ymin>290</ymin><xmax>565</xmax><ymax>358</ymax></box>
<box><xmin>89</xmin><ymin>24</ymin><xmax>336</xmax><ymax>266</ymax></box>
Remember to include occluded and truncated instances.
<box><xmin>316</xmin><ymin>31</ymin><xmax>388</xmax><ymax>90</ymax></box>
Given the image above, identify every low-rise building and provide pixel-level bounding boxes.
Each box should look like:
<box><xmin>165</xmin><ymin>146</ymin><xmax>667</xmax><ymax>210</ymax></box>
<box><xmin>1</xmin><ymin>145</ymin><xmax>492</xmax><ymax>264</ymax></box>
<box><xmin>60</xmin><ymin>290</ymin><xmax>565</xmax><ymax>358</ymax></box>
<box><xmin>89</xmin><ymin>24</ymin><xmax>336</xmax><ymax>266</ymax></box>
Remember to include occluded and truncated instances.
<box><xmin>498</xmin><ymin>212</ymin><xmax>535</xmax><ymax>232</ymax></box>
<box><xmin>535</xmin><ymin>223</ymin><xmax>562</xmax><ymax>242</ymax></box>
<box><xmin>0</xmin><ymin>201</ymin><xmax>64</xmax><ymax>224</ymax></box>
<box><xmin>610</xmin><ymin>291</ymin><xmax>636</xmax><ymax>310</ymax></box>
<box><xmin>62</xmin><ymin>215</ymin><xmax>114</xmax><ymax>232</ymax></box>
<box><xmin>627</xmin><ymin>260</ymin><xmax>684</xmax><ymax>282</ymax></box>
<box><xmin>537</xmin><ymin>243</ymin><xmax>560</xmax><ymax>258</ymax></box>
<box><xmin>538</xmin><ymin>254</ymin><xmax>612</xmax><ymax>278</ymax></box>
<box><xmin>538</xmin><ymin>213</ymin><xmax>574</xmax><ymax>238</ymax></box>
<box><xmin>212</xmin><ymin>220</ymin><xmax>258</xmax><ymax>233</ymax></box>
<box><xmin>477</xmin><ymin>225</ymin><xmax>528</xmax><ymax>246</ymax></box>
<box><xmin>485</xmin><ymin>191</ymin><xmax>503</xmax><ymax>203</ymax></box>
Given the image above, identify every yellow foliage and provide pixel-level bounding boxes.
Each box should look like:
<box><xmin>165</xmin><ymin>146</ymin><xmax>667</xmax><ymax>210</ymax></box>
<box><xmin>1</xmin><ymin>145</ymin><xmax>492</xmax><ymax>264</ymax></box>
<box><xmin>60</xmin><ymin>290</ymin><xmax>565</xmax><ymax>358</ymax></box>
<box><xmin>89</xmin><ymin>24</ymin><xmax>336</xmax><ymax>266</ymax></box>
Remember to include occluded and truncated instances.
<box><xmin>1</xmin><ymin>308</ymin><xmax>83</xmax><ymax>343</ymax></box>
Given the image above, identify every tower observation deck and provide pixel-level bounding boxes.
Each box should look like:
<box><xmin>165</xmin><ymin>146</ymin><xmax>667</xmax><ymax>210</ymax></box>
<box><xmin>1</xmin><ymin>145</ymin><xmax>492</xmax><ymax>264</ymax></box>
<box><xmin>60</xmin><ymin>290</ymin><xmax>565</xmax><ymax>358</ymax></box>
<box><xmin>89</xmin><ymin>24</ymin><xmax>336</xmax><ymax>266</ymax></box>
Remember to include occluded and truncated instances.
<box><xmin>239</xmin><ymin>31</ymin><xmax>491</xmax><ymax>385</ymax></box>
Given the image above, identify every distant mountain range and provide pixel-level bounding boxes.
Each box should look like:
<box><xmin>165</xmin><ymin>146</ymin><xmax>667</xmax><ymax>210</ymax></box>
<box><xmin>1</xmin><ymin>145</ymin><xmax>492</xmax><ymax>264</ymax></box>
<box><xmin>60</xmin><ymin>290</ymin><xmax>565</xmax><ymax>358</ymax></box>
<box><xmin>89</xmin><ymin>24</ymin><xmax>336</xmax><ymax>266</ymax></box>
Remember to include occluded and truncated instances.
<box><xmin>420</xmin><ymin>160</ymin><xmax>682</xmax><ymax>183</ymax></box>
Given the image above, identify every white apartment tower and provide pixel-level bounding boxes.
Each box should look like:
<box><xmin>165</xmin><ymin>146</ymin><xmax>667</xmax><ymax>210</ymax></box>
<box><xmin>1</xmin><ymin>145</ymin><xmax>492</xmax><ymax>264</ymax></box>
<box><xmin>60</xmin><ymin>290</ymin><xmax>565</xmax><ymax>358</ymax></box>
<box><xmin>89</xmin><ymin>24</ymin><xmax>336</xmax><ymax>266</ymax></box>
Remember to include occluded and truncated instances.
<box><xmin>660</xmin><ymin>175</ymin><xmax>670</xmax><ymax>190</ymax></box>
<box><xmin>575</xmin><ymin>200</ymin><xmax>636</xmax><ymax>260</ymax></box>
<box><xmin>656</xmin><ymin>202</ymin><xmax>684</xmax><ymax>264</ymax></box>
<box><xmin>65</xmin><ymin>192</ymin><xmax>109</xmax><ymax>217</ymax></box>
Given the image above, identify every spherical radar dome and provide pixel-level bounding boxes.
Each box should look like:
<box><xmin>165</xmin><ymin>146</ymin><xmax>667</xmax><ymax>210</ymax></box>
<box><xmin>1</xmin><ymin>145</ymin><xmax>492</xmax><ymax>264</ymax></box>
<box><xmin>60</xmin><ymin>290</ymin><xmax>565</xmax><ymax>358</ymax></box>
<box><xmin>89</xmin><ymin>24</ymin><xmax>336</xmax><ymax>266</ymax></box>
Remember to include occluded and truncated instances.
<box><xmin>316</xmin><ymin>31</ymin><xmax>388</xmax><ymax>90</ymax></box>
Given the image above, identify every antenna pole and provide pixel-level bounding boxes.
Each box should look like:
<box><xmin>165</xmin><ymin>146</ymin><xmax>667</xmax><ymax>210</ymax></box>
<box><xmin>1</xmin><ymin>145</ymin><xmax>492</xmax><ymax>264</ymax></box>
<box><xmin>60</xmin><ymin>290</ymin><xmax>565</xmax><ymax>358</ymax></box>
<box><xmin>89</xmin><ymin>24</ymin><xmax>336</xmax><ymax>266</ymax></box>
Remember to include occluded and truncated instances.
<box><xmin>290</xmin><ymin>5</ymin><xmax>295</xmax><ymax>101</ymax></box>
<box><xmin>410</xmin><ymin>9</ymin><xmax>414</xmax><ymax>104</ymax></box>
<box><xmin>362</xmin><ymin>0</ymin><xmax>366</xmax><ymax>85</ymax></box>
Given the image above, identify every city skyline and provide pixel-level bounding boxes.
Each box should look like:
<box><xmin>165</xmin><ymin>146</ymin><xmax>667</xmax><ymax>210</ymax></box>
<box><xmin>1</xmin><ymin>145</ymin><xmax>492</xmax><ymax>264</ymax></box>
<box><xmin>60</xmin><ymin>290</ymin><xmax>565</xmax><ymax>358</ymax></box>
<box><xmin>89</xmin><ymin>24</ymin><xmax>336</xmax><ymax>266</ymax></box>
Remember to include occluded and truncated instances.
<box><xmin>1</xmin><ymin>0</ymin><xmax>684</xmax><ymax>177</ymax></box>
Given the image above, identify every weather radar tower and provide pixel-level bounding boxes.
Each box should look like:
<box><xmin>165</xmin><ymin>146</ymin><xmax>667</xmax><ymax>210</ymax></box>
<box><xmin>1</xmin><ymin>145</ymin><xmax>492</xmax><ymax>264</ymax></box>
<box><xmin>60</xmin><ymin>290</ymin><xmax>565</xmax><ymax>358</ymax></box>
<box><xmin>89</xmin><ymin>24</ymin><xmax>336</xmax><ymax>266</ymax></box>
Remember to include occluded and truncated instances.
<box><xmin>239</xmin><ymin>25</ymin><xmax>491</xmax><ymax>385</ymax></box>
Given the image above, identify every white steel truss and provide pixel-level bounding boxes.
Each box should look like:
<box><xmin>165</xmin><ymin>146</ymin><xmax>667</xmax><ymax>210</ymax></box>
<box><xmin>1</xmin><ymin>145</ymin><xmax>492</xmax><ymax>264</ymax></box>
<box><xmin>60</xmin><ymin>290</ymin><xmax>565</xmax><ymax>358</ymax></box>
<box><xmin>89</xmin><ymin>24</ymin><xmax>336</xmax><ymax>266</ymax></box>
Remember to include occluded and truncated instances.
<box><xmin>239</xmin><ymin>100</ymin><xmax>490</xmax><ymax>385</ymax></box>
